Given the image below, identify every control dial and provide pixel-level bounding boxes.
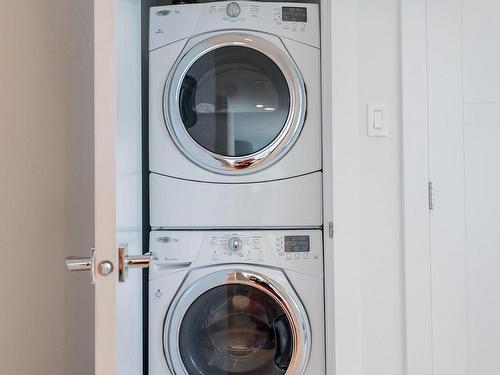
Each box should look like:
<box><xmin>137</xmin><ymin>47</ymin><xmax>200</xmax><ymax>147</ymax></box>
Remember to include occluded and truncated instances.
<box><xmin>228</xmin><ymin>236</ymin><xmax>243</xmax><ymax>251</ymax></box>
<box><xmin>226</xmin><ymin>2</ymin><xmax>241</xmax><ymax>18</ymax></box>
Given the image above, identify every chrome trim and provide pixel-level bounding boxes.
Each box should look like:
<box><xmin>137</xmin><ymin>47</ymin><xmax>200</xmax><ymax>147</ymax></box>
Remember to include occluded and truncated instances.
<box><xmin>164</xmin><ymin>32</ymin><xmax>307</xmax><ymax>175</ymax></box>
<box><xmin>155</xmin><ymin>261</ymin><xmax>192</xmax><ymax>270</ymax></box>
<box><xmin>65</xmin><ymin>248</ymin><xmax>96</xmax><ymax>284</ymax></box>
<box><xmin>118</xmin><ymin>245</ymin><xmax>154</xmax><ymax>282</ymax></box>
<box><xmin>65</xmin><ymin>257</ymin><xmax>92</xmax><ymax>272</ymax></box>
<box><xmin>97</xmin><ymin>260</ymin><xmax>114</xmax><ymax>276</ymax></box>
<box><xmin>164</xmin><ymin>269</ymin><xmax>311</xmax><ymax>374</ymax></box>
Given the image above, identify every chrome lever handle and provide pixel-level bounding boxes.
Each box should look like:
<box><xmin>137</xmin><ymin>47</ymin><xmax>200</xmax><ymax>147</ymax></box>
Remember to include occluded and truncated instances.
<box><xmin>126</xmin><ymin>253</ymin><xmax>155</xmax><ymax>269</ymax></box>
<box><xmin>119</xmin><ymin>245</ymin><xmax>154</xmax><ymax>282</ymax></box>
<box><xmin>65</xmin><ymin>257</ymin><xmax>92</xmax><ymax>271</ymax></box>
<box><xmin>65</xmin><ymin>248</ymin><xmax>96</xmax><ymax>284</ymax></box>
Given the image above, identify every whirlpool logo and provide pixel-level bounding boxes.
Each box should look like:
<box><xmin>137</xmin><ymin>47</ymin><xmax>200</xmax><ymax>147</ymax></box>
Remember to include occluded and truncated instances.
<box><xmin>156</xmin><ymin>236</ymin><xmax>179</xmax><ymax>244</ymax></box>
<box><xmin>155</xmin><ymin>10</ymin><xmax>171</xmax><ymax>16</ymax></box>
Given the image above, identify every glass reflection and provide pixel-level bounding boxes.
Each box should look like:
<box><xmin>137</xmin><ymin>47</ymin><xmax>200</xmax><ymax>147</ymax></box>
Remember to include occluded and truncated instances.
<box><xmin>179</xmin><ymin>284</ymin><xmax>293</xmax><ymax>375</ymax></box>
<box><xmin>179</xmin><ymin>46</ymin><xmax>290</xmax><ymax>157</ymax></box>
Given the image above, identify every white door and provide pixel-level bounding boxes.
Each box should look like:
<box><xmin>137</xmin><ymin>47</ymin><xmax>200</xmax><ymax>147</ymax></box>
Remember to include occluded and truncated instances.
<box><xmin>66</xmin><ymin>0</ymin><xmax>146</xmax><ymax>374</ymax></box>
<box><xmin>405</xmin><ymin>0</ymin><xmax>500</xmax><ymax>374</ymax></box>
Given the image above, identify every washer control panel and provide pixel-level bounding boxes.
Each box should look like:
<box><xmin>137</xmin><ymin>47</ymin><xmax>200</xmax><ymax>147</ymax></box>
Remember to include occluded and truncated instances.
<box><xmin>207</xmin><ymin>231</ymin><xmax>321</xmax><ymax>264</ymax></box>
<box><xmin>209</xmin><ymin>233</ymin><xmax>266</xmax><ymax>262</ymax></box>
<box><xmin>150</xmin><ymin>230</ymin><xmax>323</xmax><ymax>276</ymax></box>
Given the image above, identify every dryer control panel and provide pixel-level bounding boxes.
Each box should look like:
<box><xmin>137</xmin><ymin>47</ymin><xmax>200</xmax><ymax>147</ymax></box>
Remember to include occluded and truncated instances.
<box><xmin>149</xmin><ymin>229</ymin><xmax>323</xmax><ymax>277</ymax></box>
<box><xmin>149</xmin><ymin>2</ymin><xmax>320</xmax><ymax>51</ymax></box>
<box><xmin>202</xmin><ymin>2</ymin><xmax>309</xmax><ymax>33</ymax></box>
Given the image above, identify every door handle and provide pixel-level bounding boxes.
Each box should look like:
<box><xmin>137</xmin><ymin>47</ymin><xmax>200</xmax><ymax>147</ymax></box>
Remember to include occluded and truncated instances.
<box><xmin>65</xmin><ymin>248</ymin><xmax>115</xmax><ymax>283</ymax></box>
<box><xmin>65</xmin><ymin>256</ymin><xmax>92</xmax><ymax>271</ymax></box>
<box><xmin>66</xmin><ymin>246</ymin><xmax>154</xmax><ymax>283</ymax></box>
<box><xmin>118</xmin><ymin>244</ymin><xmax>155</xmax><ymax>282</ymax></box>
<box><xmin>65</xmin><ymin>248</ymin><xmax>96</xmax><ymax>284</ymax></box>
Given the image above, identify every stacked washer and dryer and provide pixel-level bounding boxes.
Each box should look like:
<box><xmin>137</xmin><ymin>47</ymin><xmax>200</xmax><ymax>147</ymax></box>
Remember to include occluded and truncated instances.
<box><xmin>148</xmin><ymin>2</ymin><xmax>324</xmax><ymax>374</ymax></box>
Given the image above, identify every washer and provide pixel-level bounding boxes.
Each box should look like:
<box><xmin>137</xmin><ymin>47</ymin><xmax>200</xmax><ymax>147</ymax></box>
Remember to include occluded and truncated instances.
<box><xmin>149</xmin><ymin>2</ymin><xmax>322</xmax><ymax>228</ymax></box>
<box><xmin>149</xmin><ymin>230</ymin><xmax>325</xmax><ymax>375</ymax></box>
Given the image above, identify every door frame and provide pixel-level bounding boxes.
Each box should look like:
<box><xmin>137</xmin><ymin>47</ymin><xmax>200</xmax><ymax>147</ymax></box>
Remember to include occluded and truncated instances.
<box><xmin>94</xmin><ymin>0</ymin><xmax>144</xmax><ymax>374</ymax></box>
<box><xmin>401</xmin><ymin>1</ymin><xmax>434</xmax><ymax>374</ymax></box>
<box><xmin>94</xmin><ymin>0</ymin><xmax>119</xmax><ymax>372</ymax></box>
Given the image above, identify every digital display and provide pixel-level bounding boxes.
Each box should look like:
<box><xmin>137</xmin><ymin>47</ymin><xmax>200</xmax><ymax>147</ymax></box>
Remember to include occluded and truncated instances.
<box><xmin>284</xmin><ymin>235</ymin><xmax>310</xmax><ymax>253</ymax></box>
<box><xmin>282</xmin><ymin>7</ymin><xmax>307</xmax><ymax>22</ymax></box>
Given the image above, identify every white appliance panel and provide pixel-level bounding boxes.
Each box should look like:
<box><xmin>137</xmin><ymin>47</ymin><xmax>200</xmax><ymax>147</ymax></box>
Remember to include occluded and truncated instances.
<box><xmin>149</xmin><ymin>229</ymin><xmax>324</xmax><ymax>375</ymax></box>
<box><xmin>149</xmin><ymin>229</ymin><xmax>323</xmax><ymax>276</ymax></box>
<box><xmin>148</xmin><ymin>34</ymin><xmax>322</xmax><ymax>183</ymax></box>
<box><xmin>149</xmin><ymin>171</ymin><xmax>323</xmax><ymax>228</ymax></box>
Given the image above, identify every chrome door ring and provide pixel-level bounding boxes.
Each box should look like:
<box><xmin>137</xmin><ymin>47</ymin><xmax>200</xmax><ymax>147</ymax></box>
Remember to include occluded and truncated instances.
<box><xmin>164</xmin><ymin>32</ymin><xmax>307</xmax><ymax>175</ymax></box>
<box><xmin>164</xmin><ymin>269</ymin><xmax>311</xmax><ymax>375</ymax></box>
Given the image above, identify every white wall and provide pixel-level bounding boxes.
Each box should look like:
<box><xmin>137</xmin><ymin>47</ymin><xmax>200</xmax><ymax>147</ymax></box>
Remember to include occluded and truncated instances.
<box><xmin>0</xmin><ymin>1</ymin><xmax>94</xmax><ymax>374</ymax></box>
<box><xmin>329</xmin><ymin>0</ymin><xmax>404</xmax><ymax>374</ymax></box>
<box><xmin>357</xmin><ymin>0</ymin><xmax>405</xmax><ymax>374</ymax></box>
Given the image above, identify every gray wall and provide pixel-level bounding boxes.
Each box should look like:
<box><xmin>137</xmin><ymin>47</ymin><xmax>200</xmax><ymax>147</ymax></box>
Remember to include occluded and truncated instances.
<box><xmin>0</xmin><ymin>1</ymin><xmax>94</xmax><ymax>374</ymax></box>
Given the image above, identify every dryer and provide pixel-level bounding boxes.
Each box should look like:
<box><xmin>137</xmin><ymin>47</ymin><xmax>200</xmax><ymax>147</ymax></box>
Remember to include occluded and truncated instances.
<box><xmin>149</xmin><ymin>2</ymin><xmax>322</xmax><ymax>228</ymax></box>
<box><xmin>149</xmin><ymin>229</ymin><xmax>325</xmax><ymax>375</ymax></box>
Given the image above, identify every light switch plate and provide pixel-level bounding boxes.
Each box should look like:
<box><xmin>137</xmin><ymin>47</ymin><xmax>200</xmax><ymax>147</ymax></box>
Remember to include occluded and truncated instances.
<box><xmin>367</xmin><ymin>104</ymin><xmax>388</xmax><ymax>137</ymax></box>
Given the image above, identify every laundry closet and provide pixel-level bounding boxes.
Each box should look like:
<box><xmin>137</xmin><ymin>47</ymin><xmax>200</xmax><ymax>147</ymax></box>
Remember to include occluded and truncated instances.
<box><xmin>65</xmin><ymin>1</ymin><xmax>334</xmax><ymax>374</ymax></box>
<box><xmin>148</xmin><ymin>1</ymin><xmax>327</xmax><ymax>374</ymax></box>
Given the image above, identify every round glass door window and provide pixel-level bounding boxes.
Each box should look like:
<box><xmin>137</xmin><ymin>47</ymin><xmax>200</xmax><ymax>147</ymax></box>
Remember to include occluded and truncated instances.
<box><xmin>165</xmin><ymin>34</ymin><xmax>306</xmax><ymax>174</ymax></box>
<box><xmin>177</xmin><ymin>284</ymin><xmax>293</xmax><ymax>375</ymax></box>
<box><xmin>179</xmin><ymin>46</ymin><xmax>289</xmax><ymax>157</ymax></box>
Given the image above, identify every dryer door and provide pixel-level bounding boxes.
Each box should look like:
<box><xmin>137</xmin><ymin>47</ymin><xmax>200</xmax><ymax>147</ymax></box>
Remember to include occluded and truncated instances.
<box><xmin>164</xmin><ymin>33</ymin><xmax>306</xmax><ymax>175</ymax></box>
<box><xmin>164</xmin><ymin>270</ymin><xmax>311</xmax><ymax>375</ymax></box>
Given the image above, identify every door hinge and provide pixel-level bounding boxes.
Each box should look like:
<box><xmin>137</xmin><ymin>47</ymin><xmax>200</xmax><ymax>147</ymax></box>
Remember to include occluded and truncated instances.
<box><xmin>428</xmin><ymin>181</ymin><xmax>434</xmax><ymax>210</ymax></box>
<box><xmin>328</xmin><ymin>221</ymin><xmax>334</xmax><ymax>238</ymax></box>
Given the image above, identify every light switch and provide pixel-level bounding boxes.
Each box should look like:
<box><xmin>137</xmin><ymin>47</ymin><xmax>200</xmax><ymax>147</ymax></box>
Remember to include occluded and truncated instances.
<box><xmin>373</xmin><ymin>109</ymin><xmax>384</xmax><ymax>129</ymax></box>
<box><xmin>368</xmin><ymin>104</ymin><xmax>388</xmax><ymax>136</ymax></box>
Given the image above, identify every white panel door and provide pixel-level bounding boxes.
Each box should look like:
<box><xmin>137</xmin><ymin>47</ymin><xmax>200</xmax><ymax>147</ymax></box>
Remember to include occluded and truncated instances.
<box><xmin>94</xmin><ymin>0</ymin><xmax>144</xmax><ymax>374</ymax></box>
<box><xmin>426</xmin><ymin>0</ymin><xmax>500</xmax><ymax>374</ymax></box>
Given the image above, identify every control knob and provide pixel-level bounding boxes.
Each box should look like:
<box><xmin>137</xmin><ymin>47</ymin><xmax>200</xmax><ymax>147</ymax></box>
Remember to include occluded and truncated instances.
<box><xmin>226</xmin><ymin>2</ymin><xmax>241</xmax><ymax>18</ymax></box>
<box><xmin>228</xmin><ymin>236</ymin><xmax>243</xmax><ymax>251</ymax></box>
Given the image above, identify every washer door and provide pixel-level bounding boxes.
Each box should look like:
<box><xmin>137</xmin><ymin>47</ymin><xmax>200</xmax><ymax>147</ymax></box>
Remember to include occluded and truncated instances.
<box><xmin>164</xmin><ymin>33</ymin><xmax>306</xmax><ymax>175</ymax></box>
<box><xmin>164</xmin><ymin>270</ymin><xmax>311</xmax><ymax>375</ymax></box>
